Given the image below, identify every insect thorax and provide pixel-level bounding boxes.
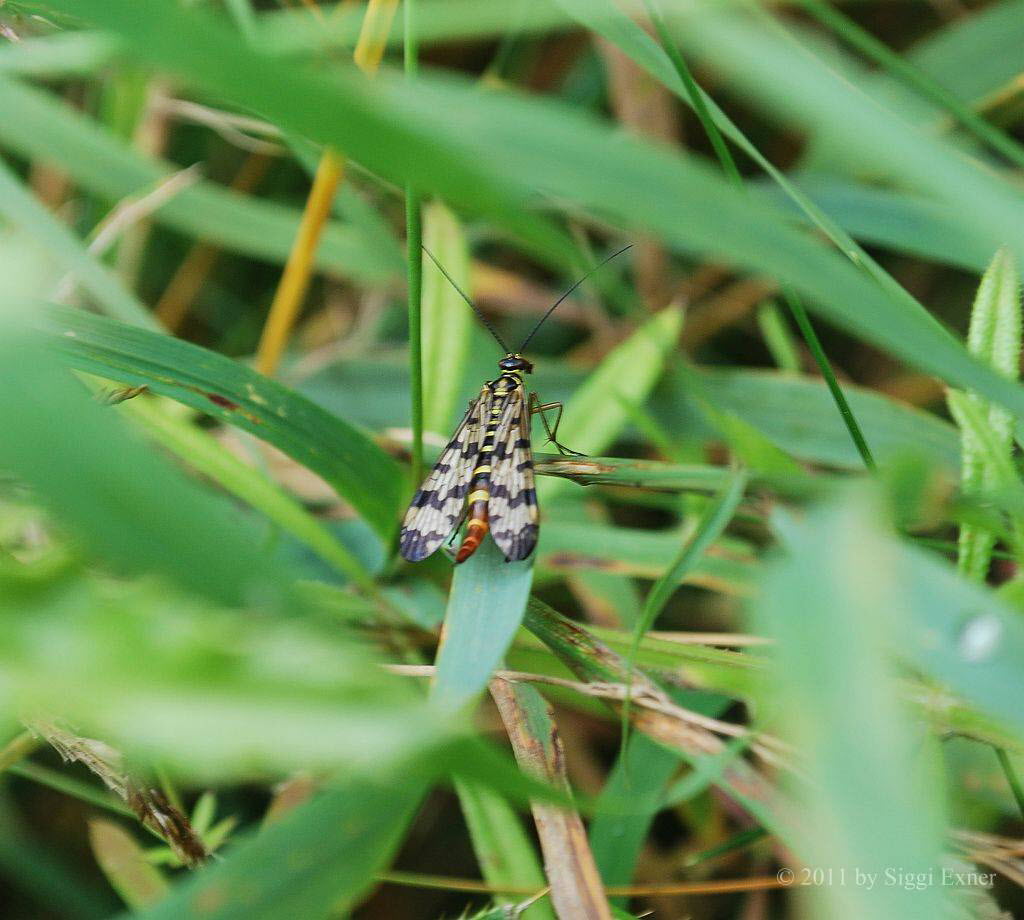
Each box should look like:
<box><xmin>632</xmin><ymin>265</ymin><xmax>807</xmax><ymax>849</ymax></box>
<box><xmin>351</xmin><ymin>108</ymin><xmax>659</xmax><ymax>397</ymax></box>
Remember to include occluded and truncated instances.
<box><xmin>490</xmin><ymin>372</ymin><xmax>524</xmax><ymax>396</ymax></box>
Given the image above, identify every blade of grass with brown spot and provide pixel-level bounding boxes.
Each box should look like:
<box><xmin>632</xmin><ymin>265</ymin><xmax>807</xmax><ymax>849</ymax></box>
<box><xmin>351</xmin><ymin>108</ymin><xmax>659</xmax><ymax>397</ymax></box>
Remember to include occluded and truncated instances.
<box><xmin>44</xmin><ymin>304</ymin><xmax>404</xmax><ymax>543</ymax></box>
<box><xmin>490</xmin><ymin>677</ymin><xmax>611</xmax><ymax>920</ymax></box>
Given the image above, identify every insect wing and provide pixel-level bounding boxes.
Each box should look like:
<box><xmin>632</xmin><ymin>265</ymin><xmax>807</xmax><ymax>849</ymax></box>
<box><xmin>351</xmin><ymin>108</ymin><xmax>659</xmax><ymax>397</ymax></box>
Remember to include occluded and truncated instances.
<box><xmin>488</xmin><ymin>385</ymin><xmax>539</xmax><ymax>561</ymax></box>
<box><xmin>399</xmin><ymin>389</ymin><xmax>490</xmax><ymax>561</ymax></box>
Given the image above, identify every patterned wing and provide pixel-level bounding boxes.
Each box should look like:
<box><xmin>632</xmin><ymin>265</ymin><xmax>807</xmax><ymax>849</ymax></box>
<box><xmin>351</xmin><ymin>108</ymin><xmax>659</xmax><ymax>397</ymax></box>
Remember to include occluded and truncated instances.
<box><xmin>488</xmin><ymin>385</ymin><xmax>539</xmax><ymax>561</ymax></box>
<box><xmin>400</xmin><ymin>388</ymin><xmax>490</xmax><ymax>561</ymax></box>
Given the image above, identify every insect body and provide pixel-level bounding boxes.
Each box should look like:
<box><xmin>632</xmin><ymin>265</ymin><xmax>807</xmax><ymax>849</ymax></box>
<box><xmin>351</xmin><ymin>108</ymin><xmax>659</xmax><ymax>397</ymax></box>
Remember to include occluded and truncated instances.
<box><xmin>399</xmin><ymin>243</ymin><xmax>631</xmax><ymax>564</ymax></box>
<box><xmin>400</xmin><ymin>354</ymin><xmax>537</xmax><ymax>564</ymax></box>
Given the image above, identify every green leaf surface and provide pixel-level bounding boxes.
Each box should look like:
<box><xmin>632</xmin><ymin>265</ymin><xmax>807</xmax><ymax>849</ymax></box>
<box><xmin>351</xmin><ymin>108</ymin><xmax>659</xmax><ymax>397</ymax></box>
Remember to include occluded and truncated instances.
<box><xmin>432</xmin><ymin>538</ymin><xmax>534</xmax><ymax>714</ymax></box>
<box><xmin>46</xmin><ymin>0</ymin><xmax>1024</xmax><ymax>429</ymax></box>
<box><xmin>760</xmin><ymin>176</ymin><xmax>997</xmax><ymax>273</ymax></box>
<box><xmin>899</xmin><ymin>540</ymin><xmax>1024</xmax><ymax>742</ymax></box>
<box><xmin>0</xmin><ymin>31</ymin><xmax>118</xmax><ymax>77</ymax></box>
<box><xmin>44</xmin><ymin>305</ymin><xmax>404</xmax><ymax>542</ymax></box>
<box><xmin>663</xmin><ymin>5</ymin><xmax>1024</xmax><ymax>278</ymax></box>
<box><xmin>117</xmin><ymin>395</ymin><xmax>376</xmax><ymax>589</ymax></box>
<box><xmin>759</xmin><ymin>495</ymin><xmax>950</xmax><ymax>918</ymax></box>
<box><xmin>0</xmin><ymin>75</ymin><xmax>398</xmax><ymax>282</ymax></box>
<box><xmin>454</xmin><ymin>777</ymin><xmax>554</xmax><ymax>920</ymax></box>
<box><xmin>672</xmin><ymin>368</ymin><xmax>961</xmax><ymax>472</ymax></box>
<box><xmin>421</xmin><ymin>200</ymin><xmax>474</xmax><ymax>434</ymax></box>
<box><xmin>538</xmin><ymin>520</ymin><xmax>756</xmax><ymax>594</ymax></box>
<box><xmin>254</xmin><ymin>0</ymin><xmax>572</xmax><ymax>55</ymax></box>
<box><xmin>0</xmin><ymin>325</ymin><xmax>287</xmax><ymax>607</ymax></box>
<box><xmin>0</xmin><ymin>571</ymin><xmax>442</xmax><ymax>778</ymax></box>
<box><xmin>589</xmin><ymin>733</ymin><xmax>680</xmax><ymax>903</ymax></box>
<box><xmin>88</xmin><ymin>819</ymin><xmax>168</xmax><ymax>910</ymax></box>
<box><xmin>301</xmin><ymin>358</ymin><xmax>961</xmax><ymax>472</ymax></box>
<box><xmin>522</xmin><ymin>599</ymin><xmax>784</xmax><ymax>834</ymax></box>
<box><xmin>898</xmin><ymin>0</ymin><xmax>1024</xmax><ymax>107</ymax></box>
<box><xmin>635</xmin><ymin>471</ymin><xmax>747</xmax><ymax>634</ymax></box>
<box><xmin>552</xmin><ymin>0</ymin><xmax>936</xmax><ymax>328</ymax></box>
<box><xmin>0</xmin><ymin>159</ymin><xmax>157</xmax><ymax>329</ymax></box>
<box><xmin>539</xmin><ymin>305</ymin><xmax>683</xmax><ymax>501</ymax></box>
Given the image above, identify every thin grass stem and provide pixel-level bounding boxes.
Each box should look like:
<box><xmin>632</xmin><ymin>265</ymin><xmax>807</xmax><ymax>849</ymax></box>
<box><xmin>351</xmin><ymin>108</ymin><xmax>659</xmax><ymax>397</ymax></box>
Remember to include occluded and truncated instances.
<box><xmin>994</xmin><ymin>746</ymin><xmax>1024</xmax><ymax>823</ymax></box>
<box><xmin>405</xmin><ymin>0</ymin><xmax>424</xmax><ymax>486</ymax></box>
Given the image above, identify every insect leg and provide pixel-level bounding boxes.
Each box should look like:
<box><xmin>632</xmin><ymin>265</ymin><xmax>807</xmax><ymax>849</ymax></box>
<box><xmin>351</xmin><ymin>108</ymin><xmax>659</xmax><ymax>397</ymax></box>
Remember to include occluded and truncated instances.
<box><xmin>528</xmin><ymin>393</ymin><xmax>585</xmax><ymax>456</ymax></box>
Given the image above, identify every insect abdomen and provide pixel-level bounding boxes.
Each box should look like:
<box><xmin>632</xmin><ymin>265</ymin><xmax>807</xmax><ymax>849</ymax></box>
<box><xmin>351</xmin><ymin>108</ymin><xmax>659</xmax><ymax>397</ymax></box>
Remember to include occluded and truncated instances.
<box><xmin>454</xmin><ymin>381</ymin><xmax>508</xmax><ymax>563</ymax></box>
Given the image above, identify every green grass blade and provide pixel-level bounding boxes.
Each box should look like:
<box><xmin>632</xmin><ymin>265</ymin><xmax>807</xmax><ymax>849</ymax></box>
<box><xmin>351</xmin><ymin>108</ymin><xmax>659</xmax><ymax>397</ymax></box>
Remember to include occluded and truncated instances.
<box><xmin>0</xmin><ymin>74</ymin><xmax>397</xmax><ymax>283</ymax></box>
<box><xmin>88</xmin><ymin>819</ymin><xmax>168</xmax><ymax>910</ymax></box>
<box><xmin>947</xmin><ymin>249</ymin><xmax>1023</xmax><ymax>579</ymax></box>
<box><xmin>0</xmin><ymin>159</ymin><xmax>157</xmax><ymax>329</ymax></box>
<box><xmin>303</xmin><ymin>358</ymin><xmax>962</xmax><ymax>471</ymax></box>
<box><xmin>421</xmin><ymin>200</ymin><xmax>474</xmax><ymax>434</ymax></box>
<box><xmin>117</xmin><ymin>394</ymin><xmax>377</xmax><ymax>590</ymax></box>
<box><xmin>588</xmin><ymin>733</ymin><xmax>680</xmax><ymax>905</ymax></box>
<box><xmin>222</xmin><ymin>0</ymin><xmax>257</xmax><ymax>41</ymax></box>
<box><xmin>795</xmin><ymin>0</ymin><xmax>1024</xmax><ymax>170</ymax></box>
<box><xmin>538</xmin><ymin>518</ymin><xmax>757</xmax><ymax>595</ymax></box>
<box><xmin>44</xmin><ymin>0</ymin><xmax>1024</xmax><ymax>425</ymax></box>
<box><xmin>405</xmin><ymin>0</ymin><xmax>424</xmax><ymax>486</ymax></box>
<box><xmin>761</xmin><ymin>494</ymin><xmax>950</xmax><ymax>918</ymax></box>
<box><xmin>521</xmin><ymin>599</ymin><xmax>786</xmax><ymax>836</ymax></box>
<box><xmin>756</xmin><ymin>301</ymin><xmax>801</xmax><ymax>374</ymax></box>
<box><xmin>674</xmin><ymin>368</ymin><xmax>961</xmax><ymax>472</ymax></box>
<box><xmin>760</xmin><ymin>177</ymin><xmax>999</xmax><ymax>274</ymax></box>
<box><xmin>253</xmin><ymin>0</ymin><xmax>572</xmax><ymax>55</ymax></box>
<box><xmin>453</xmin><ymin>777</ymin><xmax>554</xmax><ymax>920</ymax></box>
<box><xmin>661</xmin><ymin>4</ymin><xmax>1024</xmax><ymax>282</ymax></box>
<box><xmin>552</xmin><ymin>0</ymin><xmax>947</xmax><ymax>341</ymax></box>
<box><xmin>0</xmin><ymin>558</ymin><xmax>443</xmax><ymax>778</ymax></box>
<box><xmin>539</xmin><ymin>305</ymin><xmax>683</xmax><ymax>501</ymax></box>
<box><xmin>849</xmin><ymin>535</ymin><xmax>1024</xmax><ymax>744</ymax></box>
<box><xmin>620</xmin><ymin>471</ymin><xmax>747</xmax><ymax>746</ymax></box>
<box><xmin>641</xmin><ymin>0</ymin><xmax>873</xmax><ymax>468</ymax></box>
<box><xmin>948</xmin><ymin>392</ymin><xmax>1024</xmax><ymax>559</ymax></box>
<box><xmin>0</xmin><ymin>31</ymin><xmax>118</xmax><ymax>77</ymax></box>
<box><xmin>636</xmin><ymin>472</ymin><xmax>747</xmax><ymax>630</ymax></box>
<box><xmin>432</xmin><ymin>538</ymin><xmax>534</xmax><ymax>713</ymax></box>
<box><xmin>0</xmin><ymin>326</ymin><xmax>288</xmax><ymax>607</ymax></box>
<box><xmin>904</xmin><ymin>0</ymin><xmax>1024</xmax><ymax>105</ymax></box>
<box><xmin>44</xmin><ymin>305</ymin><xmax>405</xmax><ymax>542</ymax></box>
<box><xmin>691</xmin><ymin>400</ymin><xmax>803</xmax><ymax>475</ymax></box>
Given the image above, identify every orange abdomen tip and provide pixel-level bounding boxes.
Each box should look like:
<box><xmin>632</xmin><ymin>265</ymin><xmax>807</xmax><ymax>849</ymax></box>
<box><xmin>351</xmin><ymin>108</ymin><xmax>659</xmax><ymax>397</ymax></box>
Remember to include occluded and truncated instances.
<box><xmin>455</xmin><ymin>519</ymin><xmax>488</xmax><ymax>563</ymax></box>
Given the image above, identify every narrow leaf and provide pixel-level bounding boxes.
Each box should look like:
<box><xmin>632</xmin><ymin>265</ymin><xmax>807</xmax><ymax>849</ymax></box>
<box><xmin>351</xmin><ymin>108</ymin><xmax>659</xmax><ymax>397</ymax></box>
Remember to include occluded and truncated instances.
<box><xmin>88</xmin><ymin>820</ymin><xmax>168</xmax><ymax>910</ymax></box>
<box><xmin>45</xmin><ymin>305</ymin><xmax>405</xmax><ymax>543</ymax></box>
<box><xmin>432</xmin><ymin>538</ymin><xmax>534</xmax><ymax>713</ymax></box>
<box><xmin>948</xmin><ymin>249</ymin><xmax>1022</xmax><ymax>579</ymax></box>
<box><xmin>454</xmin><ymin>777</ymin><xmax>555</xmax><ymax>920</ymax></box>
<box><xmin>490</xmin><ymin>678</ymin><xmax>612</xmax><ymax>920</ymax></box>
<box><xmin>422</xmin><ymin>199</ymin><xmax>474</xmax><ymax>433</ymax></box>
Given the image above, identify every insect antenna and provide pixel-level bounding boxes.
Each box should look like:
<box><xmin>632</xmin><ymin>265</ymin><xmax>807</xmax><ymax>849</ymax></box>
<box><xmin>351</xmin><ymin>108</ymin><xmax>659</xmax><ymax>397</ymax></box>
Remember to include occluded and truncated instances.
<box><xmin>421</xmin><ymin>246</ymin><xmax>513</xmax><ymax>354</ymax></box>
<box><xmin>517</xmin><ymin>243</ymin><xmax>633</xmax><ymax>353</ymax></box>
